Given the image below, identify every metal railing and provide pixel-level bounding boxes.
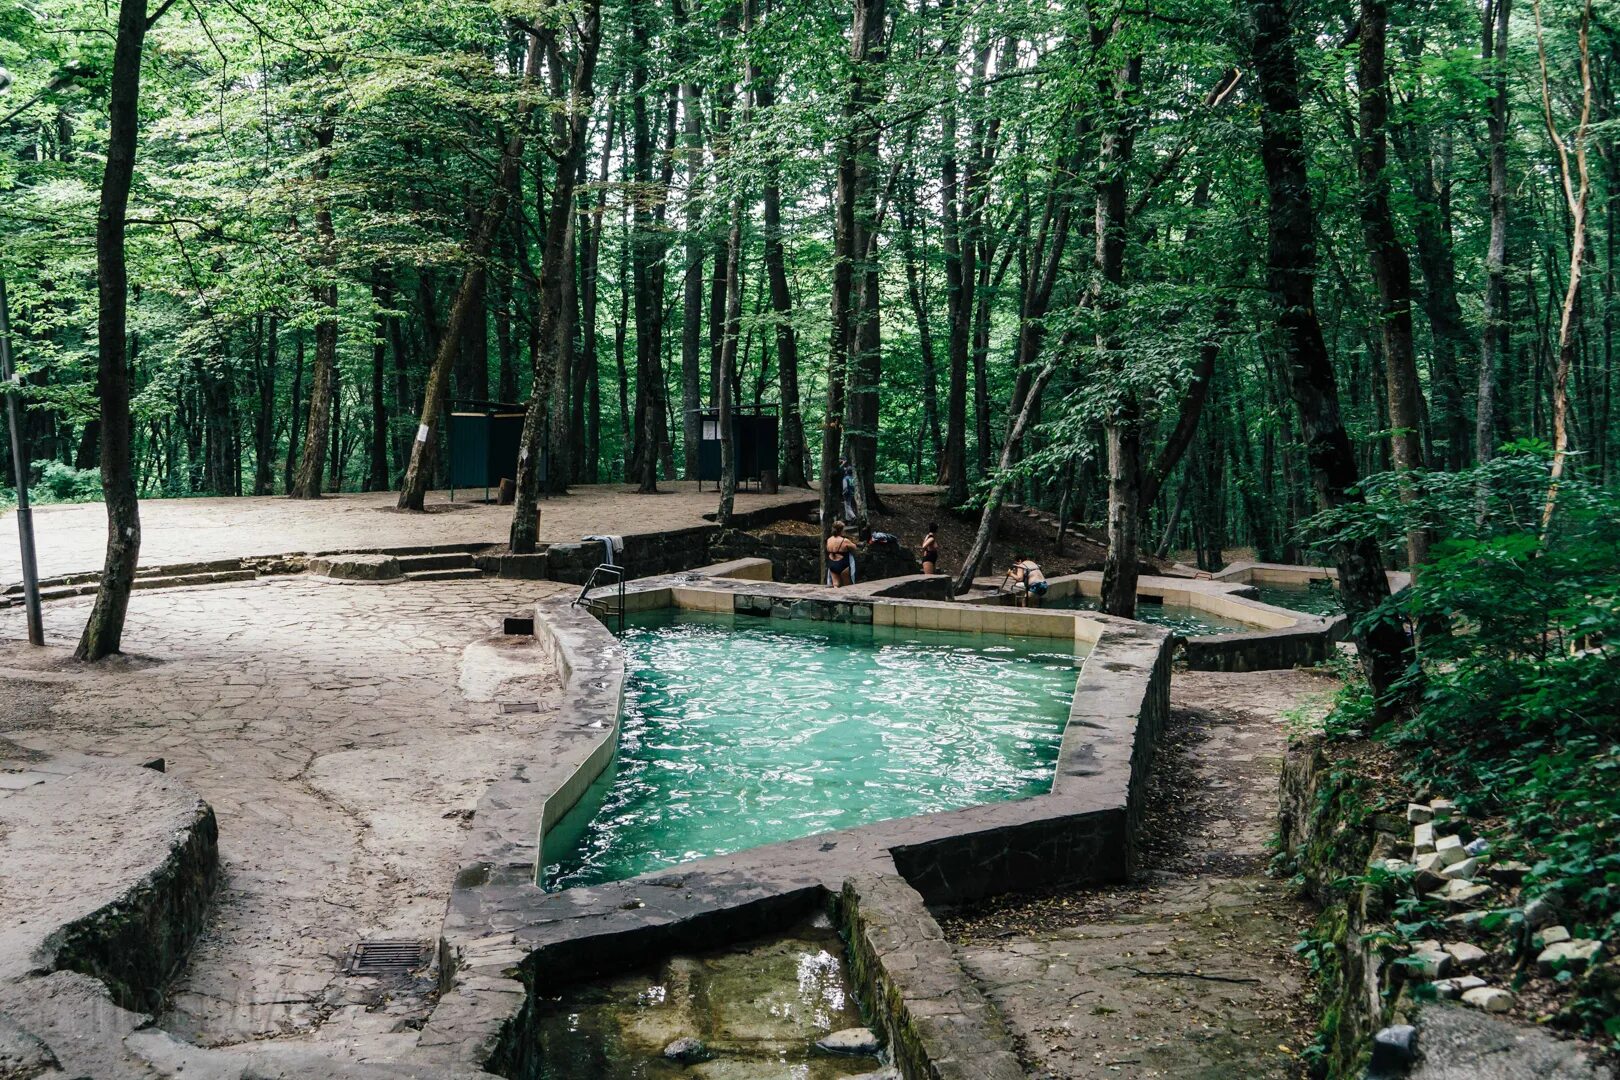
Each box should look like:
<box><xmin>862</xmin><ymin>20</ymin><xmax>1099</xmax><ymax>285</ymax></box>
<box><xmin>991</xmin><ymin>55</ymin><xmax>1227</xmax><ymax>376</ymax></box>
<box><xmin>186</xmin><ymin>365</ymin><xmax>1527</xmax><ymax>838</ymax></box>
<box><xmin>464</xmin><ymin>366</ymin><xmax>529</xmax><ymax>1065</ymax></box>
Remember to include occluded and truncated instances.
<box><xmin>572</xmin><ymin>563</ymin><xmax>626</xmax><ymax>633</ymax></box>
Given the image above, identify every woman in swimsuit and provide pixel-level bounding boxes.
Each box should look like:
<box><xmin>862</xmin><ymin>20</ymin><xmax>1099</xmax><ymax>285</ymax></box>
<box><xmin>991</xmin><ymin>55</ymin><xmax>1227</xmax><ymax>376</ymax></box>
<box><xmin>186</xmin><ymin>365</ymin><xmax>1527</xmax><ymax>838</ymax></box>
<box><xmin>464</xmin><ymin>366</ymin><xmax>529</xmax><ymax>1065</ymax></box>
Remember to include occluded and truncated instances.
<box><xmin>826</xmin><ymin>520</ymin><xmax>858</xmax><ymax>587</ymax></box>
<box><xmin>920</xmin><ymin>523</ymin><xmax>940</xmax><ymax>575</ymax></box>
<box><xmin>1008</xmin><ymin>553</ymin><xmax>1048</xmax><ymax>607</ymax></box>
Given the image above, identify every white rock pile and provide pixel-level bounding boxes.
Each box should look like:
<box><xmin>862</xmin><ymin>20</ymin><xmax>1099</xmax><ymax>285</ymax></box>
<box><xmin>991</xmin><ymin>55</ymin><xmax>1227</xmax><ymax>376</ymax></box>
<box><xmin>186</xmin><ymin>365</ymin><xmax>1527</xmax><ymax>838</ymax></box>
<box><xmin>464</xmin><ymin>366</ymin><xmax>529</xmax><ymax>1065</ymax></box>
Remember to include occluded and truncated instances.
<box><xmin>1382</xmin><ymin>797</ymin><xmax>1607</xmax><ymax>1017</ymax></box>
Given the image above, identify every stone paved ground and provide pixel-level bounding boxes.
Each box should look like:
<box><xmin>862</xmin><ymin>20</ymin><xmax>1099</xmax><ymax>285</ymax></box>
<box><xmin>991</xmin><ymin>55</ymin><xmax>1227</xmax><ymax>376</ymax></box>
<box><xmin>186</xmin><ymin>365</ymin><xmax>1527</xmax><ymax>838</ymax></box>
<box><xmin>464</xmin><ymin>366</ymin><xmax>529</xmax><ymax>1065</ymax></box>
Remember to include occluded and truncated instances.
<box><xmin>0</xmin><ymin>575</ymin><xmax>570</xmax><ymax>1053</ymax></box>
<box><xmin>943</xmin><ymin>667</ymin><xmax>1339</xmax><ymax>1079</ymax></box>
<box><xmin>0</xmin><ymin>482</ymin><xmax>832</xmax><ymax>587</ymax></box>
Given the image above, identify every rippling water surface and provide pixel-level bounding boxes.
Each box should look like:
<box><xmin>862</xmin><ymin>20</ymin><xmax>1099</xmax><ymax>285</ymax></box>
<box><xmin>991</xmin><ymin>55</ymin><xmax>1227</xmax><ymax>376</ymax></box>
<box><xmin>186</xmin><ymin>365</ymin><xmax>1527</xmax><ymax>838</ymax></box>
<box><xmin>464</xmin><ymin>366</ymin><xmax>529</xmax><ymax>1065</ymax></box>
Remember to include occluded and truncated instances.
<box><xmin>545</xmin><ymin>609</ymin><xmax>1083</xmax><ymax>890</ymax></box>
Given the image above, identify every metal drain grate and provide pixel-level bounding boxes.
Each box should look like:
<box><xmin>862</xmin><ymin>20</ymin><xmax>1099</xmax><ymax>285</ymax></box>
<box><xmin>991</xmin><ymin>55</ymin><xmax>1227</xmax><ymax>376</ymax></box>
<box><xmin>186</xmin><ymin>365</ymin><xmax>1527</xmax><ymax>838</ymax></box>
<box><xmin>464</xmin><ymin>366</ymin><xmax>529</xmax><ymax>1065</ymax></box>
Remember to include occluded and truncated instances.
<box><xmin>345</xmin><ymin>939</ymin><xmax>430</xmax><ymax>976</ymax></box>
<box><xmin>499</xmin><ymin>701</ymin><xmax>540</xmax><ymax>714</ymax></box>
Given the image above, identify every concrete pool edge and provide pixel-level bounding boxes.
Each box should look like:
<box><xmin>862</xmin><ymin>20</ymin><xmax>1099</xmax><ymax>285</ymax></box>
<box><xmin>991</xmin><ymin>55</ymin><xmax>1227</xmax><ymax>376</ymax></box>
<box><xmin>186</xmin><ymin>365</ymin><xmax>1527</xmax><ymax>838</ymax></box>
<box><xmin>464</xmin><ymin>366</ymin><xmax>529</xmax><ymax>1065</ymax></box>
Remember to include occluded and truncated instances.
<box><xmin>964</xmin><ymin>569</ymin><xmax>1356</xmax><ymax>673</ymax></box>
<box><xmin>421</xmin><ymin>571</ymin><xmax>1173</xmax><ymax>1077</ymax></box>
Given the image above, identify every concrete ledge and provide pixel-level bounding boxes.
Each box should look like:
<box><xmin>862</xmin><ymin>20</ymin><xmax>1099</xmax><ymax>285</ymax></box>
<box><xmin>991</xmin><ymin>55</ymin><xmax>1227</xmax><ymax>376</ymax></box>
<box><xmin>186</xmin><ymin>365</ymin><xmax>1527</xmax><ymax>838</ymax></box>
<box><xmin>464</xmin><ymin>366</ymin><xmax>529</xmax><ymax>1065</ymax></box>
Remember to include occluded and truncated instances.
<box><xmin>686</xmin><ymin>556</ymin><xmax>774</xmax><ymax>581</ymax></box>
<box><xmin>841</xmin><ymin>875</ymin><xmax>1024</xmax><ymax>1080</ymax></box>
<box><xmin>471</xmin><ymin>552</ymin><xmax>550</xmax><ymax>579</ymax></box>
<box><xmin>0</xmin><ymin>755</ymin><xmax>218</xmax><ymax>1012</ymax></box>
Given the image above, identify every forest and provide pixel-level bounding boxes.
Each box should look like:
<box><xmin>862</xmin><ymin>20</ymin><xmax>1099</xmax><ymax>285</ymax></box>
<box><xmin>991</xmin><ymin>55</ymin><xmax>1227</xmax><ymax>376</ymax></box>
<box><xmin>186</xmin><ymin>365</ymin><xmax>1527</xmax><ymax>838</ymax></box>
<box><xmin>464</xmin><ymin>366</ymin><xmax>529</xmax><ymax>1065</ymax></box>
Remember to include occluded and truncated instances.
<box><xmin>4</xmin><ymin>0</ymin><xmax>1620</xmax><ymax>1061</ymax></box>
<box><xmin>0</xmin><ymin>0</ymin><xmax>1615</xmax><ymax>637</ymax></box>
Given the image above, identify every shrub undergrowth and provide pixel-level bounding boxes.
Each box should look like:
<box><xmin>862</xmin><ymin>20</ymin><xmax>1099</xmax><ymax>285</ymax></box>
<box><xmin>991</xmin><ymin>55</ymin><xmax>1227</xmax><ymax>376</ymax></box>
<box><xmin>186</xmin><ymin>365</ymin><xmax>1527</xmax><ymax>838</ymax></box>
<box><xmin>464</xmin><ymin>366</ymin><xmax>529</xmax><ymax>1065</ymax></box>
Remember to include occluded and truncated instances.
<box><xmin>1307</xmin><ymin>445</ymin><xmax>1620</xmax><ymax>1042</ymax></box>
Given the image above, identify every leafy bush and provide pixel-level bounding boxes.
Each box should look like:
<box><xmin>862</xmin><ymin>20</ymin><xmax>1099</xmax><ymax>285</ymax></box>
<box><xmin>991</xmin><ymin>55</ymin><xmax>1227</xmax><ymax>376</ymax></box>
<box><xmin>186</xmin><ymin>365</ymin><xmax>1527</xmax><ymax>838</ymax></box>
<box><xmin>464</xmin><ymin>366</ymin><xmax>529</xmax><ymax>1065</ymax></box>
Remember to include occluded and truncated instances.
<box><xmin>32</xmin><ymin>461</ymin><xmax>104</xmax><ymax>503</ymax></box>
<box><xmin>1306</xmin><ymin>446</ymin><xmax>1620</xmax><ymax>1038</ymax></box>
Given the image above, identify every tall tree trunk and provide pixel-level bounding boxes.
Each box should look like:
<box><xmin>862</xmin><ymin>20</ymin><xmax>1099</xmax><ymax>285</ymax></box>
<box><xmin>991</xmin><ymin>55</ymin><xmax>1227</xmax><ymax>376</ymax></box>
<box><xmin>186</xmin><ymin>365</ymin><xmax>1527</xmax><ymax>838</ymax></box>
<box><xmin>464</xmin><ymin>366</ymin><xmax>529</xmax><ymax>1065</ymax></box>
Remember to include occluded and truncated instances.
<box><xmin>1477</xmin><ymin>0</ymin><xmax>1512</xmax><ymax>472</ymax></box>
<box><xmin>937</xmin><ymin>39</ymin><xmax>972</xmax><ymax>506</ymax></box>
<box><xmin>1249</xmin><ymin>0</ymin><xmax>1411</xmax><ymax>710</ymax></box>
<box><xmin>511</xmin><ymin>5</ymin><xmax>603</xmax><ymax>549</ymax></box>
<box><xmin>389</xmin><ymin>291</ymin><xmax>411</xmax><ymax>477</ymax></box>
<box><xmin>1359</xmin><ymin>0</ymin><xmax>1429</xmax><ymax>570</ymax></box>
<box><xmin>252</xmin><ymin>314</ymin><xmax>278</xmax><ymax>495</ymax></box>
<box><xmin>1533</xmin><ymin>0</ymin><xmax>1593</xmax><ymax>529</ymax></box>
<box><xmin>284</xmin><ymin>332</ymin><xmax>304</xmax><ymax>494</ymax></box>
<box><xmin>897</xmin><ymin>181</ymin><xmax>942</xmax><ymax>469</ymax></box>
<box><xmin>1097</xmin><ymin>51</ymin><xmax>1144</xmax><ymax>618</ymax></box>
<box><xmin>1394</xmin><ymin>125</ymin><xmax>1469</xmax><ymax>469</ymax></box>
<box><xmin>678</xmin><ymin>5</ymin><xmax>706</xmax><ymax>481</ymax></box>
<box><xmin>846</xmin><ymin>7</ymin><xmax>887</xmax><ymax>520</ymax></box>
<box><xmin>580</xmin><ymin>90</ymin><xmax>617</xmax><ymax>485</ymax></box>
<box><xmin>290</xmin><ymin>115</ymin><xmax>338</xmax><ymax>500</ymax></box>
<box><xmin>369</xmin><ymin>269</ymin><xmax>390</xmax><ymax>491</ymax></box>
<box><xmin>822</xmin><ymin>0</ymin><xmax>883</xmax><ymax>538</ymax></box>
<box><xmin>76</xmin><ymin>0</ymin><xmax>151</xmax><ymax>661</ymax></box>
<box><xmin>757</xmin><ymin>70</ymin><xmax>808</xmax><ymax>487</ymax></box>
<box><xmin>626</xmin><ymin>0</ymin><xmax>675</xmax><ymax>493</ymax></box>
<box><xmin>401</xmin><ymin>32</ymin><xmax>544</xmax><ymax>511</ymax></box>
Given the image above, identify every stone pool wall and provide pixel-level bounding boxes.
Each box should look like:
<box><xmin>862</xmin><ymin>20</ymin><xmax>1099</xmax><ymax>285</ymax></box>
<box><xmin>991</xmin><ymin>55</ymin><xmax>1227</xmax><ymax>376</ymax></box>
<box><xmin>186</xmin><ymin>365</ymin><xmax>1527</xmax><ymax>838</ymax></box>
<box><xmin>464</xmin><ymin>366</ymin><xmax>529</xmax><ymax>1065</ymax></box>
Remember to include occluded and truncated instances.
<box><xmin>422</xmin><ymin>571</ymin><xmax>1174</xmax><ymax>1078</ymax></box>
<box><xmin>963</xmin><ymin>570</ymin><xmax>1350</xmax><ymax>673</ymax></box>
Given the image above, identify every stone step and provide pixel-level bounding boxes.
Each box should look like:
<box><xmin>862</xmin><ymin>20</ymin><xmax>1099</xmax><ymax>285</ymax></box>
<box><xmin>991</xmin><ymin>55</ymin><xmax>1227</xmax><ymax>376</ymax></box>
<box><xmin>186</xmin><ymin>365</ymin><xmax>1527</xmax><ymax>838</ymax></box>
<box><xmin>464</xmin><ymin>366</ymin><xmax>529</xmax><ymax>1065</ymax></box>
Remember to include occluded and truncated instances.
<box><xmin>396</xmin><ymin>552</ymin><xmax>474</xmax><ymax>572</ymax></box>
<box><xmin>8</xmin><ymin>569</ymin><xmax>257</xmax><ymax>606</ymax></box>
<box><xmin>133</xmin><ymin>569</ymin><xmax>259</xmax><ymax>591</ymax></box>
<box><xmin>404</xmin><ymin>568</ymin><xmax>483</xmax><ymax>582</ymax></box>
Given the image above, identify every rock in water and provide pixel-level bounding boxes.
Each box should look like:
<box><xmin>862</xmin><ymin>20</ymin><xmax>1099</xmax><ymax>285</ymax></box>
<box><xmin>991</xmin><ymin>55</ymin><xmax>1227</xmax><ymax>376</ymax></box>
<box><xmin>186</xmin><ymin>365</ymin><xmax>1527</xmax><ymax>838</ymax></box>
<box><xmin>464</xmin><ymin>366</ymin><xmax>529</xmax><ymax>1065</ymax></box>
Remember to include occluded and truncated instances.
<box><xmin>663</xmin><ymin>1037</ymin><xmax>708</xmax><ymax>1063</ymax></box>
<box><xmin>816</xmin><ymin>1027</ymin><xmax>882</xmax><ymax>1055</ymax></box>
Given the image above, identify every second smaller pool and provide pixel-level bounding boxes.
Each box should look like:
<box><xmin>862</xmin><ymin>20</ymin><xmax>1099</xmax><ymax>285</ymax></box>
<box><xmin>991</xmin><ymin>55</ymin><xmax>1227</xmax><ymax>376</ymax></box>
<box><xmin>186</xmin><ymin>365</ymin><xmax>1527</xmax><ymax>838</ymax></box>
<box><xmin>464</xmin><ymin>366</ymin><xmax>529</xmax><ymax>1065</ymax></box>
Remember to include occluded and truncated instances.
<box><xmin>1053</xmin><ymin>594</ymin><xmax>1259</xmax><ymax>637</ymax></box>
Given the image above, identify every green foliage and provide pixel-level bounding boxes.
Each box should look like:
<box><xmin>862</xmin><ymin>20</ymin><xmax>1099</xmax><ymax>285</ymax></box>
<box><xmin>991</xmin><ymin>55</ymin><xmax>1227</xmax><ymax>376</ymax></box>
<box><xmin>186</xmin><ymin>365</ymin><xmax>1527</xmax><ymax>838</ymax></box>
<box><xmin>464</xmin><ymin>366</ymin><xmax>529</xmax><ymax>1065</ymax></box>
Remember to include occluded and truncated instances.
<box><xmin>1308</xmin><ymin>448</ymin><xmax>1620</xmax><ymax>1039</ymax></box>
<box><xmin>34</xmin><ymin>460</ymin><xmax>103</xmax><ymax>503</ymax></box>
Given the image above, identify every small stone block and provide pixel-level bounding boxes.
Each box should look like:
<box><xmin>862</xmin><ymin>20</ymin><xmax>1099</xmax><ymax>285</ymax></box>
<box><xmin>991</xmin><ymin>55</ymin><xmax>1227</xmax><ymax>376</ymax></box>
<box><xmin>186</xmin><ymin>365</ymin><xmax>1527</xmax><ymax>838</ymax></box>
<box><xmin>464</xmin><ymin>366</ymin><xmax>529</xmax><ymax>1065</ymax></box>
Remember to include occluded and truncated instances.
<box><xmin>1443</xmin><ymin>942</ymin><xmax>1488</xmax><ymax>968</ymax></box>
<box><xmin>1523</xmin><ymin>896</ymin><xmax>1559</xmax><ymax>930</ymax></box>
<box><xmin>1535</xmin><ymin>925</ymin><xmax>1571</xmax><ymax>948</ymax></box>
<box><xmin>1414</xmin><ymin>852</ymin><xmax>1445</xmax><ymax>873</ymax></box>
<box><xmin>1460</xmin><ymin>986</ymin><xmax>1515</xmax><ymax>1013</ymax></box>
<box><xmin>1407</xmin><ymin>803</ymin><xmax>1433</xmax><ymax>825</ymax></box>
<box><xmin>1430</xmin><ymin>798</ymin><xmax>1456</xmax><ymax>822</ymax></box>
<box><xmin>1413</xmin><ymin>822</ymin><xmax>1436</xmax><ymax>855</ymax></box>
<box><xmin>1369</xmin><ymin>1024</ymin><xmax>1417</xmax><ymax>1075</ymax></box>
<box><xmin>1431</xmin><ymin>975</ymin><xmax>1486</xmax><ymax>999</ymax></box>
<box><xmin>1442</xmin><ymin>857</ymin><xmax>1481</xmax><ymax>881</ymax></box>
<box><xmin>1537</xmin><ymin>939</ymin><xmax>1602</xmax><ymax>975</ymax></box>
<box><xmin>1411</xmin><ymin>949</ymin><xmax>1453</xmax><ymax>979</ymax></box>
<box><xmin>1443</xmin><ymin>880</ymin><xmax>1493</xmax><ymax>910</ymax></box>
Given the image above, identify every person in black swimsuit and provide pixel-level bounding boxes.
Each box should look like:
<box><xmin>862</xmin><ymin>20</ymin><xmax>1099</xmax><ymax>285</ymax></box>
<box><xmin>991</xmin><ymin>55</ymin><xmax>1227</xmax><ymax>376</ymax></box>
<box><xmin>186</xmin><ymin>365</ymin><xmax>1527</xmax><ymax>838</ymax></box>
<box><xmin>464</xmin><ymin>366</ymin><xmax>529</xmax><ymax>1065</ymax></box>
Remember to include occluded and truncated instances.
<box><xmin>920</xmin><ymin>523</ymin><xmax>940</xmax><ymax>575</ymax></box>
<box><xmin>826</xmin><ymin>520</ymin><xmax>858</xmax><ymax>587</ymax></box>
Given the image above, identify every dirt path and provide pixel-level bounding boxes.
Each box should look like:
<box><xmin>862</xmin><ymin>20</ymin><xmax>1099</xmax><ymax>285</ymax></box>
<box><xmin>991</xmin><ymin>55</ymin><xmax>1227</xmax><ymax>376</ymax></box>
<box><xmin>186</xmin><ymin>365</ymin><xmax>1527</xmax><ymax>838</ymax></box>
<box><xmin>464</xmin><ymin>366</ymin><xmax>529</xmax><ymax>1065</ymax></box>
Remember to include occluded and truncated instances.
<box><xmin>942</xmin><ymin>667</ymin><xmax>1339</xmax><ymax>1079</ymax></box>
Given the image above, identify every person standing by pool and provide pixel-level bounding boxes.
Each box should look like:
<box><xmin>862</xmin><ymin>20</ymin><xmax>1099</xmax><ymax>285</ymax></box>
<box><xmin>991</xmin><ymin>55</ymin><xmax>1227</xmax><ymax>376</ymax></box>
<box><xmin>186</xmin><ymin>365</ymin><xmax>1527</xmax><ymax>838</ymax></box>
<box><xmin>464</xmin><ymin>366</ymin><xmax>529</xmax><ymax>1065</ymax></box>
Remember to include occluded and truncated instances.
<box><xmin>1008</xmin><ymin>554</ymin><xmax>1048</xmax><ymax>607</ymax></box>
<box><xmin>826</xmin><ymin>520</ymin><xmax>858</xmax><ymax>587</ymax></box>
<box><xmin>920</xmin><ymin>524</ymin><xmax>940</xmax><ymax>575</ymax></box>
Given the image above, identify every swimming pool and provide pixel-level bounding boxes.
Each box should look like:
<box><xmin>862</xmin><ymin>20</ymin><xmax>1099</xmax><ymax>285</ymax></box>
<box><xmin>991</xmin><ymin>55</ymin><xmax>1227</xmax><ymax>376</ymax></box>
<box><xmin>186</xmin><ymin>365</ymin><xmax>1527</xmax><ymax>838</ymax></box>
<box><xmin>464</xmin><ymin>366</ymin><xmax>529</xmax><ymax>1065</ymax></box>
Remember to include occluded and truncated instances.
<box><xmin>543</xmin><ymin>608</ymin><xmax>1084</xmax><ymax>890</ymax></box>
<box><xmin>1247</xmin><ymin>581</ymin><xmax>1342</xmax><ymax>616</ymax></box>
<box><xmin>1051</xmin><ymin>594</ymin><xmax>1260</xmax><ymax>637</ymax></box>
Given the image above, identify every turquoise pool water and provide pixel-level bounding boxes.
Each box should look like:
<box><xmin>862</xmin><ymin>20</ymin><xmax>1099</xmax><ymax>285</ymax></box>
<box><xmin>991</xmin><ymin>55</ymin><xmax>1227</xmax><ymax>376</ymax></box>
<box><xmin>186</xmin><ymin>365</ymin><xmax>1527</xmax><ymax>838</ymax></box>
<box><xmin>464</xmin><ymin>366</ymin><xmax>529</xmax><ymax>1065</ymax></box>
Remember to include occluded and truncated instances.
<box><xmin>544</xmin><ymin>609</ymin><xmax>1083</xmax><ymax>890</ymax></box>
<box><xmin>1248</xmin><ymin>581</ymin><xmax>1342</xmax><ymax>616</ymax></box>
<box><xmin>1053</xmin><ymin>594</ymin><xmax>1258</xmax><ymax>636</ymax></box>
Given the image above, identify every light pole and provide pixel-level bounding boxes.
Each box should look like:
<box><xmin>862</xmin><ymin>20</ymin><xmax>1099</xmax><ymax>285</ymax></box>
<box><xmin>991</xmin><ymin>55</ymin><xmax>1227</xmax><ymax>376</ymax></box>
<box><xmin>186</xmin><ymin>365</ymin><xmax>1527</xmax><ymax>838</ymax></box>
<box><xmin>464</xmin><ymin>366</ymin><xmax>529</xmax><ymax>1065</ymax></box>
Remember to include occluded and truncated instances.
<box><xmin>0</xmin><ymin>66</ymin><xmax>45</xmax><ymax>644</ymax></box>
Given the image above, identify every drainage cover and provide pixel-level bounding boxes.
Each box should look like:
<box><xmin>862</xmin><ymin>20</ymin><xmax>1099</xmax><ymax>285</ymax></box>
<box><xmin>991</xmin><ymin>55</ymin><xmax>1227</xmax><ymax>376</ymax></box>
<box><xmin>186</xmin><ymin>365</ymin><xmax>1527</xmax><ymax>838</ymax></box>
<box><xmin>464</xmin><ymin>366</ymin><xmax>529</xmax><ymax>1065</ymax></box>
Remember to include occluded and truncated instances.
<box><xmin>345</xmin><ymin>939</ymin><xmax>430</xmax><ymax>976</ymax></box>
<box><xmin>500</xmin><ymin>701</ymin><xmax>540</xmax><ymax>714</ymax></box>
